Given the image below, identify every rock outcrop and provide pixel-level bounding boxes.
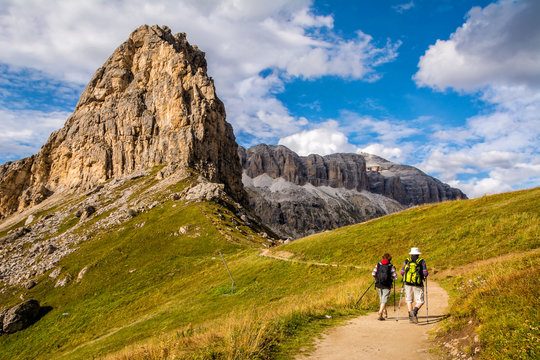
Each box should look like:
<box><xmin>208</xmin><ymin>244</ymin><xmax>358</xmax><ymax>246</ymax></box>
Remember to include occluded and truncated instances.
<box><xmin>240</xmin><ymin>145</ymin><xmax>467</xmax><ymax>238</ymax></box>
<box><xmin>240</xmin><ymin>145</ymin><xmax>466</xmax><ymax>206</ymax></box>
<box><xmin>243</xmin><ymin>173</ymin><xmax>404</xmax><ymax>239</ymax></box>
<box><xmin>239</xmin><ymin>144</ymin><xmax>370</xmax><ymax>191</ymax></box>
<box><xmin>0</xmin><ymin>25</ymin><xmax>244</xmax><ymax>219</ymax></box>
<box><xmin>2</xmin><ymin>300</ymin><xmax>41</xmax><ymax>334</ymax></box>
<box><xmin>363</xmin><ymin>153</ymin><xmax>466</xmax><ymax>205</ymax></box>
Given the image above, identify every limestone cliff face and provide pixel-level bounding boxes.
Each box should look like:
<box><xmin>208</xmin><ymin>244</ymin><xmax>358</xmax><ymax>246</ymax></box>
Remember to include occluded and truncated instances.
<box><xmin>240</xmin><ymin>145</ymin><xmax>467</xmax><ymax>238</ymax></box>
<box><xmin>239</xmin><ymin>144</ymin><xmax>371</xmax><ymax>192</ymax></box>
<box><xmin>240</xmin><ymin>145</ymin><xmax>466</xmax><ymax>206</ymax></box>
<box><xmin>0</xmin><ymin>25</ymin><xmax>244</xmax><ymax>219</ymax></box>
<box><xmin>362</xmin><ymin>153</ymin><xmax>466</xmax><ymax>205</ymax></box>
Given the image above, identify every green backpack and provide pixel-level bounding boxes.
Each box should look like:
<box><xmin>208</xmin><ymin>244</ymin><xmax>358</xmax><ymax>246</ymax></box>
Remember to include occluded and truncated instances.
<box><xmin>404</xmin><ymin>257</ymin><xmax>424</xmax><ymax>285</ymax></box>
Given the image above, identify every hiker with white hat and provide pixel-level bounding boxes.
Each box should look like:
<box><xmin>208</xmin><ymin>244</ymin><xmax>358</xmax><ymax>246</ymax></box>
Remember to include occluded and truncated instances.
<box><xmin>400</xmin><ymin>247</ymin><xmax>428</xmax><ymax>324</ymax></box>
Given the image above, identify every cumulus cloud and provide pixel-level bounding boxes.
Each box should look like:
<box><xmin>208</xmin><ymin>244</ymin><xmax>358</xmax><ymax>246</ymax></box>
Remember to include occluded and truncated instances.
<box><xmin>277</xmin><ymin>117</ymin><xmax>411</xmax><ymax>163</ymax></box>
<box><xmin>358</xmin><ymin>144</ymin><xmax>404</xmax><ymax>162</ymax></box>
<box><xmin>418</xmin><ymin>88</ymin><xmax>540</xmax><ymax>197</ymax></box>
<box><xmin>0</xmin><ymin>0</ymin><xmax>400</xmax><ymax>154</ymax></box>
<box><xmin>278</xmin><ymin>121</ymin><xmax>357</xmax><ymax>156</ymax></box>
<box><xmin>414</xmin><ymin>0</ymin><xmax>540</xmax><ymax>197</ymax></box>
<box><xmin>414</xmin><ymin>0</ymin><xmax>540</xmax><ymax>91</ymax></box>
<box><xmin>448</xmin><ymin>160</ymin><xmax>540</xmax><ymax>198</ymax></box>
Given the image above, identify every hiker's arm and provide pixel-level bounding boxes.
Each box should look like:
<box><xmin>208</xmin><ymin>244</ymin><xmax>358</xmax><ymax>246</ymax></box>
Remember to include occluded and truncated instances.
<box><xmin>391</xmin><ymin>266</ymin><xmax>398</xmax><ymax>280</ymax></box>
<box><xmin>372</xmin><ymin>264</ymin><xmax>378</xmax><ymax>278</ymax></box>
<box><xmin>400</xmin><ymin>261</ymin><xmax>406</xmax><ymax>276</ymax></box>
<box><xmin>422</xmin><ymin>260</ymin><xmax>428</xmax><ymax>277</ymax></box>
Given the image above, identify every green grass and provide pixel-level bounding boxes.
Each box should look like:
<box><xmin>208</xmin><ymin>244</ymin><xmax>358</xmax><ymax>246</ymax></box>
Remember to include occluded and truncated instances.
<box><xmin>281</xmin><ymin>188</ymin><xmax>540</xmax><ymax>270</ymax></box>
<box><xmin>278</xmin><ymin>187</ymin><xmax>539</xmax><ymax>359</ymax></box>
<box><xmin>0</xmin><ymin>219</ymin><xmax>26</xmax><ymax>238</ymax></box>
<box><xmin>0</xmin><ymin>185</ymin><xmax>538</xmax><ymax>359</ymax></box>
<box><xmin>437</xmin><ymin>252</ymin><xmax>540</xmax><ymax>360</ymax></box>
<box><xmin>0</xmin><ymin>190</ymin><xmax>373</xmax><ymax>359</ymax></box>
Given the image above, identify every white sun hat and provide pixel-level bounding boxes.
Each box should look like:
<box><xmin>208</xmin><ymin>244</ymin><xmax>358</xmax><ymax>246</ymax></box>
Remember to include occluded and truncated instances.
<box><xmin>409</xmin><ymin>247</ymin><xmax>422</xmax><ymax>255</ymax></box>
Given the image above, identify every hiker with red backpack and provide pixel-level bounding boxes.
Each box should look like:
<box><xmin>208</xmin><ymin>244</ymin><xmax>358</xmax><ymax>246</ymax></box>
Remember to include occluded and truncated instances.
<box><xmin>372</xmin><ymin>253</ymin><xmax>398</xmax><ymax>320</ymax></box>
<box><xmin>401</xmin><ymin>247</ymin><xmax>428</xmax><ymax>324</ymax></box>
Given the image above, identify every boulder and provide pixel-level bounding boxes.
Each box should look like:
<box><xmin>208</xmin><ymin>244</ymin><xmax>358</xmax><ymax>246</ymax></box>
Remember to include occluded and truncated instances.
<box><xmin>55</xmin><ymin>274</ymin><xmax>72</xmax><ymax>288</ymax></box>
<box><xmin>2</xmin><ymin>300</ymin><xmax>41</xmax><ymax>334</ymax></box>
<box><xmin>24</xmin><ymin>215</ymin><xmax>35</xmax><ymax>226</ymax></box>
<box><xmin>184</xmin><ymin>181</ymin><xmax>225</xmax><ymax>201</ymax></box>
<box><xmin>79</xmin><ymin>205</ymin><xmax>96</xmax><ymax>220</ymax></box>
<box><xmin>23</xmin><ymin>280</ymin><xmax>37</xmax><ymax>289</ymax></box>
<box><xmin>7</xmin><ymin>227</ymin><xmax>31</xmax><ymax>241</ymax></box>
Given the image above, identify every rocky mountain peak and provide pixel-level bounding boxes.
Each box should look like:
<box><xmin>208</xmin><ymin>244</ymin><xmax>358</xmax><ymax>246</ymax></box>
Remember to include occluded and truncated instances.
<box><xmin>0</xmin><ymin>25</ymin><xmax>244</xmax><ymax>219</ymax></box>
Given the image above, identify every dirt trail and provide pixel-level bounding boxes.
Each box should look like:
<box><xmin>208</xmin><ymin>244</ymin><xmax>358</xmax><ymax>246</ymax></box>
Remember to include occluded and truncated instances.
<box><xmin>296</xmin><ymin>280</ymin><xmax>448</xmax><ymax>360</ymax></box>
<box><xmin>260</xmin><ymin>250</ymin><xmax>449</xmax><ymax>360</ymax></box>
<box><xmin>259</xmin><ymin>249</ymin><xmax>369</xmax><ymax>270</ymax></box>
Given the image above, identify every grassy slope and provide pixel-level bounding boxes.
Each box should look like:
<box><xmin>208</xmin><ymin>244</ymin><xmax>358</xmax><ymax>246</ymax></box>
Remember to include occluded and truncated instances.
<box><xmin>0</xmin><ymin>178</ymin><xmax>371</xmax><ymax>359</ymax></box>
<box><xmin>282</xmin><ymin>188</ymin><xmax>539</xmax><ymax>269</ymax></box>
<box><xmin>279</xmin><ymin>187</ymin><xmax>540</xmax><ymax>359</ymax></box>
<box><xmin>1</xmin><ymin>184</ymin><xmax>538</xmax><ymax>359</ymax></box>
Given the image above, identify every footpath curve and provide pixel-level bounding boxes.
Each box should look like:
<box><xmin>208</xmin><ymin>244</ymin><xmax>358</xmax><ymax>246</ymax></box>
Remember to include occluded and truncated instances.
<box><xmin>259</xmin><ymin>249</ymin><xmax>449</xmax><ymax>360</ymax></box>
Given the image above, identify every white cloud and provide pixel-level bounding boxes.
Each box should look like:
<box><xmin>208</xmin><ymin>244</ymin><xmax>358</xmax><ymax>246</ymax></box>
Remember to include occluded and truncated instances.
<box><xmin>393</xmin><ymin>1</ymin><xmax>415</xmax><ymax>14</ymax></box>
<box><xmin>278</xmin><ymin>121</ymin><xmax>357</xmax><ymax>156</ymax></box>
<box><xmin>449</xmin><ymin>177</ymin><xmax>513</xmax><ymax>199</ymax></box>
<box><xmin>0</xmin><ymin>108</ymin><xmax>70</xmax><ymax>162</ymax></box>
<box><xmin>344</xmin><ymin>114</ymin><xmax>419</xmax><ymax>143</ymax></box>
<box><xmin>414</xmin><ymin>0</ymin><xmax>540</xmax><ymax>197</ymax></box>
<box><xmin>448</xmin><ymin>161</ymin><xmax>540</xmax><ymax>198</ymax></box>
<box><xmin>0</xmin><ymin>0</ymin><xmax>400</xmax><ymax>150</ymax></box>
<box><xmin>414</xmin><ymin>0</ymin><xmax>540</xmax><ymax>91</ymax></box>
<box><xmin>277</xmin><ymin>118</ymin><xmax>409</xmax><ymax>163</ymax></box>
<box><xmin>358</xmin><ymin>144</ymin><xmax>404</xmax><ymax>162</ymax></box>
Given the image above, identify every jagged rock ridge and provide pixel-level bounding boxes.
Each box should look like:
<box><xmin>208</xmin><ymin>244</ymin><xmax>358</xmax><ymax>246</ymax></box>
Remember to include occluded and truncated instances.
<box><xmin>239</xmin><ymin>145</ymin><xmax>467</xmax><ymax>238</ymax></box>
<box><xmin>0</xmin><ymin>25</ymin><xmax>244</xmax><ymax>219</ymax></box>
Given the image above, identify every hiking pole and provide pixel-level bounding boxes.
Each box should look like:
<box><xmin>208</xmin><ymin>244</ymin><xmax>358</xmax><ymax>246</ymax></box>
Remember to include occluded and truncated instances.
<box><xmin>393</xmin><ymin>279</ymin><xmax>396</xmax><ymax>312</ymax></box>
<box><xmin>396</xmin><ymin>281</ymin><xmax>404</xmax><ymax>322</ymax></box>
<box><xmin>218</xmin><ymin>250</ymin><xmax>235</xmax><ymax>294</ymax></box>
<box><xmin>425</xmin><ymin>278</ymin><xmax>429</xmax><ymax>324</ymax></box>
<box><xmin>355</xmin><ymin>280</ymin><xmax>375</xmax><ymax>306</ymax></box>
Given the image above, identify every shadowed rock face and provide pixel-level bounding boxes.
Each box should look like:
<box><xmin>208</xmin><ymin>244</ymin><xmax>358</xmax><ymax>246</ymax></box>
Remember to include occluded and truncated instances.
<box><xmin>240</xmin><ymin>145</ymin><xmax>466</xmax><ymax>206</ymax></box>
<box><xmin>239</xmin><ymin>144</ymin><xmax>371</xmax><ymax>191</ymax></box>
<box><xmin>362</xmin><ymin>153</ymin><xmax>467</xmax><ymax>205</ymax></box>
<box><xmin>0</xmin><ymin>25</ymin><xmax>245</xmax><ymax>219</ymax></box>
<box><xmin>2</xmin><ymin>300</ymin><xmax>41</xmax><ymax>334</ymax></box>
<box><xmin>239</xmin><ymin>145</ymin><xmax>467</xmax><ymax>238</ymax></box>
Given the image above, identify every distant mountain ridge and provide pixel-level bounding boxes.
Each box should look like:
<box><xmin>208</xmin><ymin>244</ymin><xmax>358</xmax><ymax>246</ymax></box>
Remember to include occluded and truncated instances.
<box><xmin>239</xmin><ymin>144</ymin><xmax>466</xmax><ymax>238</ymax></box>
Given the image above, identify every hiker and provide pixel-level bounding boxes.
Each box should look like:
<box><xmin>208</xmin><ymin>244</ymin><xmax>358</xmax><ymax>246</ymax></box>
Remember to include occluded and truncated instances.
<box><xmin>372</xmin><ymin>253</ymin><xmax>398</xmax><ymax>320</ymax></box>
<box><xmin>401</xmin><ymin>247</ymin><xmax>428</xmax><ymax>324</ymax></box>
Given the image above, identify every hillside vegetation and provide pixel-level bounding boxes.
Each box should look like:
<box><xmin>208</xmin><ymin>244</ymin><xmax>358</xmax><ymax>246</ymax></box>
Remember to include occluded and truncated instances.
<box><xmin>0</xmin><ymin>173</ymin><xmax>372</xmax><ymax>360</ymax></box>
<box><xmin>280</xmin><ymin>187</ymin><xmax>540</xmax><ymax>359</ymax></box>
<box><xmin>0</xmin><ymin>184</ymin><xmax>538</xmax><ymax>359</ymax></box>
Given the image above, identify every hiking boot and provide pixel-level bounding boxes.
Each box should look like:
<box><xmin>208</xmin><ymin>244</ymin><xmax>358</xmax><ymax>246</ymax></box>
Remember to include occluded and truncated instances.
<box><xmin>413</xmin><ymin>307</ymin><xmax>419</xmax><ymax>317</ymax></box>
<box><xmin>378</xmin><ymin>312</ymin><xmax>385</xmax><ymax>321</ymax></box>
<box><xmin>412</xmin><ymin>312</ymin><xmax>419</xmax><ymax>324</ymax></box>
<box><xmin>408</xmin><ymin>311</ymin><xmax>414</xmax><ymax>323</ymax></box>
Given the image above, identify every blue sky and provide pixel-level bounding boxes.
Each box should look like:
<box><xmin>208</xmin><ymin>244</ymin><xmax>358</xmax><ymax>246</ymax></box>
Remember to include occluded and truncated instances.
<box><xmin>0</xmin><ymin>0</ymin><xmax>539</xmax><ymax>198</ymax></box>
